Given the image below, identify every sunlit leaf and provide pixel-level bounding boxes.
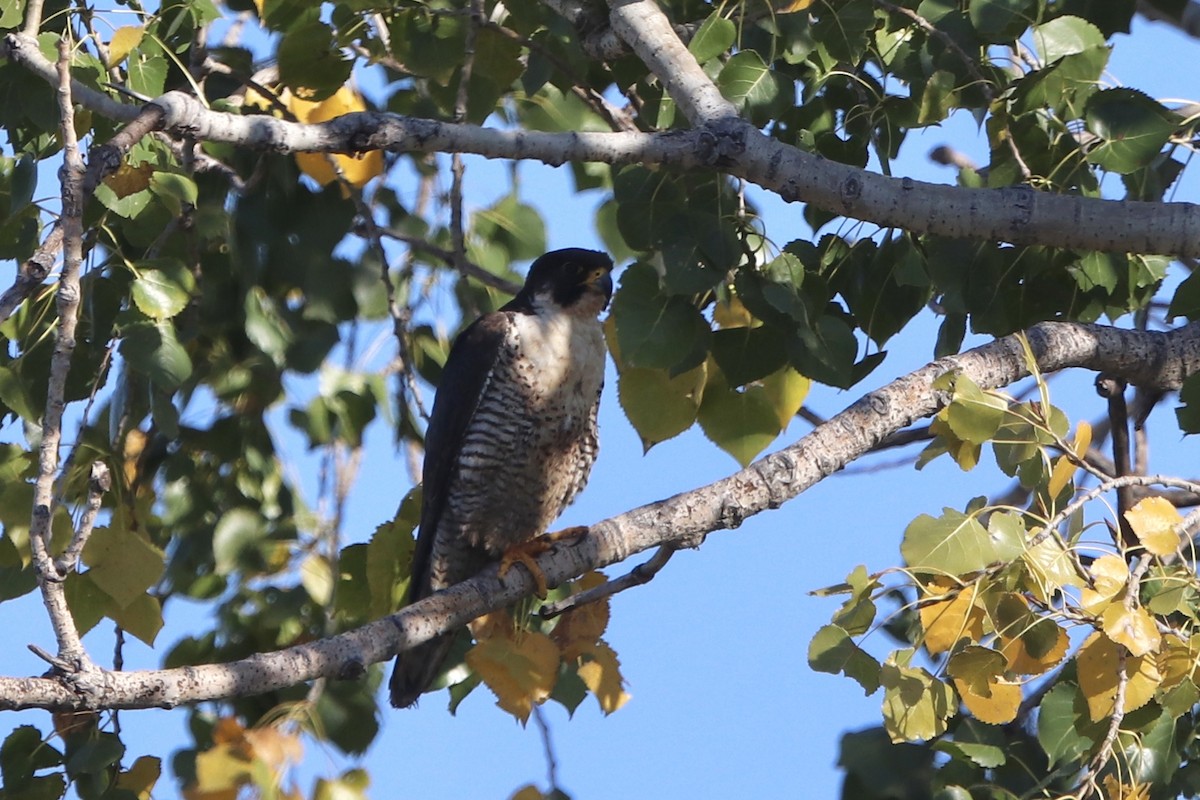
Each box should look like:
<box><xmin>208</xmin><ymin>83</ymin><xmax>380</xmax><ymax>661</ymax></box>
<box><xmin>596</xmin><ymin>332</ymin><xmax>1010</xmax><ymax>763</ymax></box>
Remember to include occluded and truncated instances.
<box><xmin>1102</xmin><ymin>604</ymin><xmax>1162</xmax><ymax>658</ymax></box>
<box><xmin>1125</xmin><ymin>496</ymin><xmax>1183</xmax><ymax>556</ymax></box>
<box><xmin>919</xmin><ymin>579</ymin><xmax>984</xmax><ymax>656</ymax></box>
<box><xmin>576</xmin><ymin>641</ymin><xmax>631</xmax><ymax>715</ymax></box>
<box><xmin>1077</xmin><ymin>631</ymin><xmax>1162</xmax><ymax>722</ymax></box>
<box><xmin>107</xmin><ymin>25</ymin><xmax>144</xmax><ymax>68</ymax></box>
<box><xmin>466</xmin><ymin>630</ymin><xmax>561</xmax><ymax>723</ymax></box>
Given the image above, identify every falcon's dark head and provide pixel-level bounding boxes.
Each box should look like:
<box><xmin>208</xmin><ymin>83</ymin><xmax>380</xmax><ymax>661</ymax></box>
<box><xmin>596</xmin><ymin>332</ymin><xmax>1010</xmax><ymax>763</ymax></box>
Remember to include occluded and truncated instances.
<box><xmin>512</xmin><ymin>248</ymin><xmax>615</xmax><ymax>318</ymax></box>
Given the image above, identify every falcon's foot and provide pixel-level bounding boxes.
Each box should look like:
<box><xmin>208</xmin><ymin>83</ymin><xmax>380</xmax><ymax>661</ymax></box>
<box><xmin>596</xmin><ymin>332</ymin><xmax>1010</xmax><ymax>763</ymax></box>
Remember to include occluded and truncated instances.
<box><xmin>498</xmin><ymin>526</ymin><xmax>590</xmax><ymax>599</ymax></box>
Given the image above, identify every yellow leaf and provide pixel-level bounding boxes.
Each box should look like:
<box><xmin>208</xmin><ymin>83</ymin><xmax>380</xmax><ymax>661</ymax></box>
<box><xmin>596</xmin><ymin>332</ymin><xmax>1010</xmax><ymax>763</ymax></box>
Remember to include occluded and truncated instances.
<box><xmin>1102</xmin><ymin>604</ymin><xmax>1162</xmax><ymax>657</ymax></box>
<box><xmin>242</xmin><ymin>726</ymin><xmax>303</xmax><ymax>774</ymax></box>
<box><xmin>1103</xmin><ymin>775</ymin><xmax>1151</xmax><ymax>800</ymax></box>
<box><xmin>953</xmin><ymin>675</ymin><xmax>1021</xmax><ymax>725</ymax></box>
<box><xmin>761</xmin><ymin>366</ymin><xmax>810</xmax><ymax>429</ymax></box>
<box><xmin>252</xmin><ymin>0</ymin><xmax>265</xmax><ymax>17</ymax></box>
<box><xmin>999</xmin><ymin>619</ymin><xmax>1069</xmax><ymax>675</ymax></box>
<box><xmin>713</xmin><ymin>296</ymin><xmax>755</xmax><ymax>328</ymax></box>
<box><xmin>465</xmin><ymin>630</ymin><xmax>561</xmax><ymax>722</ymax></box>
<box><xmin>576</xmin><ymin>641</ymin><xmax>631</xmax><ymax>714</ymax></box>
<box><xmin>918</xmin><ymin>580</ymin><xmax>984</xmax><ymax>656</ymax></box>
<box><xmin>104</xmin><ymin>161</ymin><xmax>154</xmax><ymax>199</ymax></box>
<box><xmin>116</xmin><ymin>756</ymin><xmax>161</xmax><ymax>800</ymax></box>
<box><xmin>777</xmin><ymin>0</ymin><xmax>816</xmax><ymax>12</ymax></box>
<box><xmin>108</xmin><ymin>25</ymin><xmax>144</xmax><ymax>68</ymax></box>
<box><xmin>192</xmin><ymin>744</ymin><xmax>253</xmax><ymax>794</ymax></box>
<box><xmin>946</xmin><ymin>645</ymin><xmax>1007</xmax><ymax>696</ymax></box>
<box><xmin>1047</xmin><ymin>421</ymin><xmax>1091</xmax><ymax>497</ymax></box>
<box><xmin>1082</xmin><ymin>553</ymin><xmax>1128</xmax><ymax>613</ymax></box>
<box><xmin>286</xmin><ymin>87</ymin><xmax>384</xmax><ymax>189</ymax></box>
<box><xmin>510</xmin><ymin>786</ymin><xmax>546</xmax><ymax>800</ymax></box>
<box><xmin>551</xmin><ymin>571</ymin><xmax>611</xmax><ymax>660</ymax></box>
<box><xmin>1125</xmin><ymin>496</ymin><xmax>1183</xmax><ymax>556</ymax></box>
<box><xmin>1077</xmin><ymin>631</ymin><xmax>1162</xmax><ymax>721</ymax></box>
<box><xmin>1158</xmin><ymin>633</ymin><xmax>1200</xmax><ymax>690</ymax></box>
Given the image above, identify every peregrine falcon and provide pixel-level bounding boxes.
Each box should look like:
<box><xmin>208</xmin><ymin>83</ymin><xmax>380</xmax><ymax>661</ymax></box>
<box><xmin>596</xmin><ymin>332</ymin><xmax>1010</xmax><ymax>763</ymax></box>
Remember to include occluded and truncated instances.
<box><xmin>389</xmin><ymin>248</ymin><xmax>615</xmax><ymax>709</ymax></box>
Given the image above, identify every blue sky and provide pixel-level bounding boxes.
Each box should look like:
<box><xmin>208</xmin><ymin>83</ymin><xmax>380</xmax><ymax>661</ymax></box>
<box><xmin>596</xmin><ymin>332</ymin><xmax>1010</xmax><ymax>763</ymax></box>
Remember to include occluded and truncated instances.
<box><xmin>2</xmin><ymin>9</ymin><xmax>1200</xmax><ymax>799</ymax></box>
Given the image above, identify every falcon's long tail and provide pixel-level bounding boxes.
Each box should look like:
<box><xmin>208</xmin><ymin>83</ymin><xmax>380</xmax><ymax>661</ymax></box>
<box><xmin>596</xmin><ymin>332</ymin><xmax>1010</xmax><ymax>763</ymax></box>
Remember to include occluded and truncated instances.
<box><xmin>389</xmin><ymin>634</ymin><xmax>456</xmax><ymax>708</ymax></box>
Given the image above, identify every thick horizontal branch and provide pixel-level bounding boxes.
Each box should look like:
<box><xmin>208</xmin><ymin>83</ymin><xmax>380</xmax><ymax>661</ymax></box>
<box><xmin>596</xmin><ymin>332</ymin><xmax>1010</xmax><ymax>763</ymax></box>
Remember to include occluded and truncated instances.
<box><xmin>4</xmin><ymin>32</ymin><xmax>1199</xmax><ymax>258</ymax></box>
<box><xmin>4</xmin><ymin>320</ymin><xmax>1198</xmax><ymax>711</ymax></box>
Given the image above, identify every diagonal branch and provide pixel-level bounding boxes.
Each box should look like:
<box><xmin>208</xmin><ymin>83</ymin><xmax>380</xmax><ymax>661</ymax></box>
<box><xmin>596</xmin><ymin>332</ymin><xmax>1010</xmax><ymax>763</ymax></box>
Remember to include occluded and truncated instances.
<box><xmin>2</xmin><ymin>319</ymin><xmax>1199</xmax><ymax>711</ymax></box>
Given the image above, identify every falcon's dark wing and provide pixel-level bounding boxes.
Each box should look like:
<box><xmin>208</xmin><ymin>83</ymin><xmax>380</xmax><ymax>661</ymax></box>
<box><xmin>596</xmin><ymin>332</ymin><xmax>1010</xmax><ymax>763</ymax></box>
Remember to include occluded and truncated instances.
<box><xmin>407</xmin><ymin>311</ymin><xmax>511</xmax><ymax>603</ymax></box>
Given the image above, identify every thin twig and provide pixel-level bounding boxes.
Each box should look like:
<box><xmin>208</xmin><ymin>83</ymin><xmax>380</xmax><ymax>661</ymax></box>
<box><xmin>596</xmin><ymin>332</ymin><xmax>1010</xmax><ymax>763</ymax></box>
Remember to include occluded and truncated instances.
<box><xmin>1097</xmin><ymin>374</ymin><xmax>1137</xmax><ymax>548</ymax></box>
<box><xmin>372</xmin><ymin>229</ymin><xmax>521</xmax><ymax>296</ymax></box>
<box><xmin>1029</xmin><ymin>474</ymin><xmax>1200</xmax><ymax>549</ymax></box>
<box><xmin>0</xmin><ymin>228</ymin><xmax>62</xmax><ymax>325</ymax></box>
<box><xmin>54</xmin><ymin>461</ymin><xmax>112</xmax><ymax>575</ymax></box>
<box><xmin>531</xmin><ymin>705</ymin><xmax>561</xmax><ymax>792</ymax></box>
<box><xmin>541</xmin><ymin>545</ymin><xmax>676</xmax><ymax>619</ymax></box>
<box><xmin>27</xmin><ymin>36</ymin><xmax>92</xmax><ymax>667</ymax></box>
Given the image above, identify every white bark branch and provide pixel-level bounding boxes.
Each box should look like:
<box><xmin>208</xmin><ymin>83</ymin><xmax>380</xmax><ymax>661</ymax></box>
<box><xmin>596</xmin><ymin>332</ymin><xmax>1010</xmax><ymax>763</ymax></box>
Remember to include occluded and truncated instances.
<box><xmin>3</xmin><ymin>320</ymin><xmax>1199</xmax><ymax>711</ymax></box>
<box><xmin>2</xmin><ymin>32</ymin><xmax>1198</xmax><ymax>258</ymax></box>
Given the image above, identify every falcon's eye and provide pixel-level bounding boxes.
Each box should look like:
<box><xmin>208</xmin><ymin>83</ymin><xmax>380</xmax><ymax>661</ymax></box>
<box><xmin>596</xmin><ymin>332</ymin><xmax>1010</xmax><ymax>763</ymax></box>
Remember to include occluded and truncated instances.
<box><xmin>584</xmin><ymin>267</ymin><xmax>608</xmax><ymax>284</ymax></box>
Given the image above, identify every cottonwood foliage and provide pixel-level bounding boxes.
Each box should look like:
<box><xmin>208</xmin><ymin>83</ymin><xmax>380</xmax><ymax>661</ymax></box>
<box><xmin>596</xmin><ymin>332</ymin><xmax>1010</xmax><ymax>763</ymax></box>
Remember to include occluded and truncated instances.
<box><xmin>0</xmin><ymin>0</ymin><xmax>1198</xmax><ymax>797</ymax></box>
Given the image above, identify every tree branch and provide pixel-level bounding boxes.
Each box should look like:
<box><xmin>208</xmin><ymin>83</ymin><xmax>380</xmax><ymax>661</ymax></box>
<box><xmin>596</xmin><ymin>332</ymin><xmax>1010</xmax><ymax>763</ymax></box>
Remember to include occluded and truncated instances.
<box><xmin>1138</xmin><ymin>0</ymin><xmax>1200</xmax><ymax>39</ymax></box>
<box><xmin>29</xmin><ymin>37</ymin><xmax>92</xmax><ymax>670</ymax></box>
<box><xmin>2</xmin><ymin>320</ymin><xmax>1198</xmax><ymax>711</ymax></box>
<box><xmin>4</xmin><ymin>32</ymin><xmax>1197</xmax><ymax>258</ymax></box>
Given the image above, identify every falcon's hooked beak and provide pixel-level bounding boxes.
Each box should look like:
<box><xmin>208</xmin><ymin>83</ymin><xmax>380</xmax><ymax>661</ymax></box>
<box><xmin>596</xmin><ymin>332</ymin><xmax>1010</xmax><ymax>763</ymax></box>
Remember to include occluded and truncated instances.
<box><xmin>584</xmin><ymin>264</ymin><xmax>615</xmax><ymax>308</ymax></box>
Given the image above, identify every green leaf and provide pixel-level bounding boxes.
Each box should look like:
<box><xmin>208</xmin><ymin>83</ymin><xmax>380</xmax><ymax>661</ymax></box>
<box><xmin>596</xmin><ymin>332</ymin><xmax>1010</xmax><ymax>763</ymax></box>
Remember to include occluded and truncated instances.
<box><xmin>814</xmin><ymin>0</ymin><xmax>875</xmax><ymax>62</ymax></box>
<box><xmin>131</xmin><ymin>257</ymin><xmax>194</xmax><ymax>320</ymax></box>
<box><xmin>366</xmin><ymin>502</ymin><xmax>417</xmax><ymax>619</ymax></box>
<box><xmin>1085</xmin><ymin>88</ymin><xmax>1176</xmax><ymax>174</ymax></box>
<box><xmin>716</xmin><ymin>51</ymin><xmax>780</xmax><ymax>112</ymax></box>
<box><xmin>277</xmin><ymin>20</ymin><xmax>352</xmax><ymax>101</ymax></box>
<box><xmin>611</xmin><ymin>263</ymin><xmax>710</xmax><ymax>372</ymax></box>
<box><xmin>0</xmin><ymin>534</ymin><xmax>36</xmax><ymax>602</ymax></box>
<box><xmin>688</xmin><ymin>13</ymin><xmax>736</xmax><ymax>63</ymax></box>
<box><xmin>82</xmin><ymin>526</ymin><xmax>165</xmax><ymax>609</ymax></box>
<box><xmin>109</xmin><ymin>591</ymin><xmax>164</xmax><ymax>645</ymax></box>
<box><xmin>473</xmin><ymin>195</ymin><xmax>547</xmax><ymax>262</ymax></box>
<box><xmin>244</xmin><ymin>287</ymin><xmax>293</xmax><ymax>366</ymax></box>
<box><xmin>1</xmin><ymin>726</ymin><xmax>63</xmax><ymax>789</ymax></box>
<box><xmin>65</xmin><ymin>732</ymin><xmax>124</xmax><ymax>776</ymax></box>
<box><xmin>696</xmin><ymin>377</ymin><xmax>782</xmax><ymax>466</ymax></box>
<box><xmin>616</xmin><ymin>363</ymin><xmax>705</xmax><ymax>450</ymax></box>
<box><xmin>119</xmin><ymin>319</ymin><xmax>193</xmax><ymax>390</ymax></box>
<box><xmin>148</xmin><ymin>171</ymin><xmax>198</xmax><ymax>216</ymax></box>
<box><xmin>918</xmin><ymin>70</ymin><xmax>957</xmax><ymax>125</ymax></box>
<box><xmin>807</xmin><ymin>624</ymin><xmax>881</xmax><ymax>694</ymax></box>
<box><xmin>710</xmin><ymin>326</ymin><xmax>788</xmax><ymax>387</ymax></box>
<box><xmin>0</xmin><ymin>364</ymin><xmax>41</xmax><ymax>422</ymax></box>
<box><xmin>900</xmin><ymin>507</ymin><xmax>1023</xmax><ymax>576</ymax></box>
<box><xmin>212</xmin><ymin>507</ymin><xmax>267</xmax><ymax>575</ymax></box>
<box><xmin>127</xmin><ymin>54</ymin><xmax>167</xmax><ymax>97</ymax></box>
<box><xmin>1036</xmin><ymin>682</ymin><xmax>1102</xmax><ymax>767</ymax></box>
<box><xmin>1176</xmin><ymin>374</ymin><xmax>1200</xmax><ymax>434</ymax></box>
<box><xmin>63</xmin><ymin>572</ymin><xmax>111</xmax><ymax>636</ymax></box>
<box><xmin>969</xmin><ymin>0</ymin><xmax>1036</xmax><ymax>42</ymax></box>
<box><xmin>831</xmin><ymin>565</ymin><xmax>879</xmax><ymax>636</ymax></box>
<box><xmin>1117</xmin><ymin>707</ymin><xmax>1178</xmax><ymax>784</ymax></box>
<box><xmin>880</xmin><ymin>654</ymin><xmax>956</xmax><ymax>742</ymax></box>
<box><xmin>944</xmin><ymin>374</ymin><xmax>1008</xmax><ymax>444</ymax></box>
<box><xmin>1031</xmin><ymin>15</ymin><xmax>1106</xmax><ymax>63</ymax></box>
